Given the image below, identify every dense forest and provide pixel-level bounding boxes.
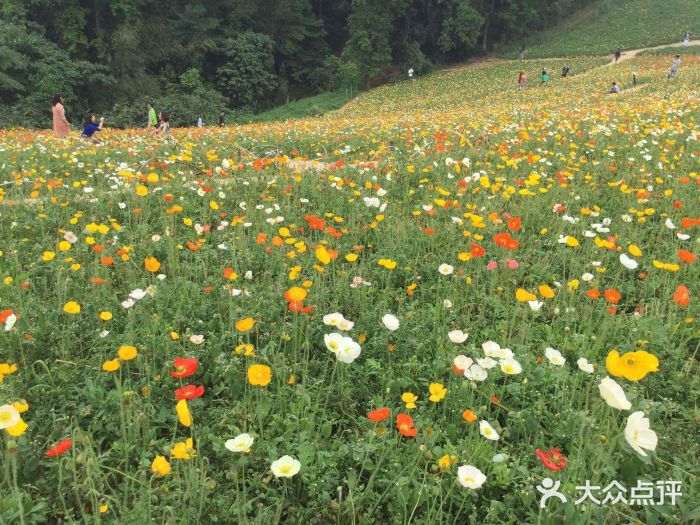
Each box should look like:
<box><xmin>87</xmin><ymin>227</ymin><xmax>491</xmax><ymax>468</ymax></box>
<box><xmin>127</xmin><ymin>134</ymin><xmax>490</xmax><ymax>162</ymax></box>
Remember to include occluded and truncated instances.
<box><xmin>0</xmin><ymin>0</ymin><xmax>594</xmax><ymax>128</ymax></box>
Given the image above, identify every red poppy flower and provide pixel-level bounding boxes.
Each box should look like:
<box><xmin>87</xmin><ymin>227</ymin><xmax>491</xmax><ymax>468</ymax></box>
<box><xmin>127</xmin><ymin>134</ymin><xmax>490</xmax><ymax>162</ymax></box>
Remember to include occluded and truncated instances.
<box><xmin>175</xmin><ymin>384</ymin><xmax>205</xmax><ymax>400</ymax></box>
<box><xmin>168</xmin><ymin>357</ymin><xmax>198</xmax><ymax>379</ymax></box>
<box><xmin>0</xmin><ymin>309</ymin><xmax>18</xmax><ymax>324</ymax></box>
<box><xmin>535</xmin><ymin>448</ymin><xmax>567</xmax><ymax>471</ymax></box>
<box><xmin>674</xmin><ymin>285</ymin><xmax>689</xmax><ymax>307</ymax></box>
<box><xmin>470</xmin><ymin>243</ymin><xmax>485</xmax><ymax>258</ymax></box>
<box><xmin>367</xmin><ymin>407</ymin><xmax>390</xmax><ymax>423</ymax></box>
<box><xmin>287</xmin><ymin>301</ymin><xmax>314</xmax><ymax>314</ymax></box>
<box><xmin>493</xmin><ymin>232</ymin><xmax>519</xmax><ymax>250</ymax></box>
<box><xmin>45</xmin><ymin>439</ymin><xmax>73</xmax><ymax>458</ymax></box>
<box><xmin>396</xmin><ymin>414</ymin><xmax>417</xmax><ymax>438</ymax></box>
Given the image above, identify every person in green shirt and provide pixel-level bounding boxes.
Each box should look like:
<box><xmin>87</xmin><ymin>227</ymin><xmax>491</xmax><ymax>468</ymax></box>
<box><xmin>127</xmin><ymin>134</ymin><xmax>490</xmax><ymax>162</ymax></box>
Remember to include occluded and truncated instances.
<box><xmin>147</xmin><ymin>102</ymin><xmax>158</xmax><ymax>128</ymax></box>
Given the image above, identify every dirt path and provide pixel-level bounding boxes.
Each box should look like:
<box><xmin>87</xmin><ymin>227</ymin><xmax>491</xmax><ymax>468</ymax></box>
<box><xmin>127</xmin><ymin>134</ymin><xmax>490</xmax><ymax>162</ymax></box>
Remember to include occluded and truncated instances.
<box><xmin>610</xmin><ymin>39</ymin><xmax>700</xmax><ymax>64</ymax></box>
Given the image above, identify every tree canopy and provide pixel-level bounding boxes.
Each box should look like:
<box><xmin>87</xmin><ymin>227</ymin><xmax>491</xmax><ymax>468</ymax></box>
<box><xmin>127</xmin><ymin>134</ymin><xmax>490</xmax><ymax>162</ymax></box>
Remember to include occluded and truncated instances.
<box><xmin>0</xmin><ymin>0</ymin><xmax>595</xmax><ymax>128</ymax></box>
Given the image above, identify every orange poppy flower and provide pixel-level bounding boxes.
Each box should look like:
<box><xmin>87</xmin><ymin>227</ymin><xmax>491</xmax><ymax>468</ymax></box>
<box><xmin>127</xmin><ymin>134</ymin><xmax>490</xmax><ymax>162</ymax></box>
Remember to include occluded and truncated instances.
<box><xmin>462</xmin><ymin>409</ymin><xmax>477</xmax><ymax>423</ymax></box>
<box><xmin>100</xmin><ymin>256</ymin><xmax>114</xmax><ymax>266</ymax></box>
<box><xmin>674</xmin><ymin>285</ymin><xmax>689</xmax><ymax>307</ymax></box>
<box><xmin>507</xmin><ymin>217</ymin><xmax>522</xmax><ymax>231</ymax></box>
<box><xmin>396</xmin><ymin>414</ymin><xmax>417</xmax><ymax>438</ymax></box>
<box><xmin>586</xmin><ymin>289</ymin><xmax>600</xmax><ymax>299</ymax></box>
<box><xmin>367</xmin><ymin>407</ymin><xmax>390</xmax><ymax>423</ymax></box>
<box><xmin>678</xmin><ymin>249</ymin><xmax>696</xmax><ymax>264</ymax></box>
<box><xmin>90</xmin><ymin>277</ymin><xmax>106</xmax><ymax>284</ymax></box>
<box><xmin>604</xmin><ymin>289</ymin><xmax>621</xmax><ymax>304</ymax></box>
<box><xmin>256</xmin><ymin>233</ymin><xmax>267</xmax><ymax>245</ymax></box>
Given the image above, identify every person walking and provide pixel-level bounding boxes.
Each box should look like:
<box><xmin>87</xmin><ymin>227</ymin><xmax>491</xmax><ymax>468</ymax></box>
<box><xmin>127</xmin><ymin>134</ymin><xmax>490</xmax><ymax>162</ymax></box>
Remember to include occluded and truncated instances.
<box><xmin>518</xmin><ymin>46</ymin><xmax>525</xmax><ymax>61</ymax></box>
<box><xmin>197</xmin><ymin>114</ymin><xmax>203</xmax><ymax>127</ymax></box>
<box><xmin>218</xmin><ymin>112</ymin><xmax>225</xmax><ymax>127</ymax></box>
<box><xmin>561</xmin><ymin>65</ymin><xmax>570</xmax><ymax>78</ymax></box>
<box><xmin>614</xmin><ymin>48</ymin><xmax>621</xmax><ymax>62</ymax></box>
<box><xmin>683</xmin><ymin>31</ymin><xmax>690</xmax><ymax>46</ymax></box>
<box><xmin>540</xmin><ymin>68</ymin><xmax>549</xmax><ymax>84</ymax></box>
<box><xmin>669</xmin><ymin>55</ymin><xmax>681</xmax><ymax>78</ymax></box>
<box><xmin>148</xmin><ymin>102</ymin><xmax>158</xmax><ymax>128</ymax></box>
<box><xmin>52</xmin><ymin>94</ymin><xmax>71</xmax><ymax>138</ymax></box>
<box><xmin>518</xmin><ymin>71</ymin><xmax>526</xmax><ymax>90</ymax></box>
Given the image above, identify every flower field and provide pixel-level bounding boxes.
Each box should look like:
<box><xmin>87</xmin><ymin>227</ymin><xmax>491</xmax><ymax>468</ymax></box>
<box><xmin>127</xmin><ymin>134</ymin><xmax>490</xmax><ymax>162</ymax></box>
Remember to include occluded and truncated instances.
<box><xmin>1</xmin><ymin>53</ymin><xmax>699</xmax><ymax>524</ymax></box>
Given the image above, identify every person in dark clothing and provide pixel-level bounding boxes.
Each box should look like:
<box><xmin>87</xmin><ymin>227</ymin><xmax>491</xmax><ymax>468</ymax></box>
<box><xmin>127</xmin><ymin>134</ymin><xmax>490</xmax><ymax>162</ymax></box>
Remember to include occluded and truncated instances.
<box><xmin>81</xmin><ymin>113</ymin><xmax>104</xmax><ymax>142</ymax></box>
<box><xmin>218</xmin><ymin>112</ymin><xmax>225</xmax><ymax>127</ymax></box>
<box><xmin>562</xmin><ymin>65</ymin><xmax>570</xmax><ymax>78</ymax></box>
<box><xmin>614</xmin><ymin>48</ymin><xmax>621</xmax><ymax>62</ymax></box>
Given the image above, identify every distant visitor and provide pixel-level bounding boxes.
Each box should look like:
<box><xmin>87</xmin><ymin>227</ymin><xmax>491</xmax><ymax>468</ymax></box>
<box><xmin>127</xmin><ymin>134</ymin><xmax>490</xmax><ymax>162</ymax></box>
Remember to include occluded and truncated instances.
<box><xmin>148</xmin><ymin>102</ymin><xmax>158</xmax><ymax>128</ymax></box>
<box><xmin>683</xmin><ymin>31</ymin><xmax>690</xmax><ymax>46</ymax></box>
<box><xmin>614</xmin><ymin>48</ymin><xmax>621</xmax><ymax>62</ymax></box>
<box><xmin>518</xmin><ymin>46</ymin><xmax>525</xmax><ymax>61</ymax></box>
<box><xmin>541</xmin><ymin>68</ymin><xmax>549</xmax><ymax>84</ymax></box>
<box><xmin>561</xmin><ymin>65</ymin><xmax>570</xmax><ymax>78</ymax></box>
<box><xmin>408</xmin><ymin>67</ymin><xmax>414</xmax><ymax>80</ymax></box>
<box><xmin>668</xmin><ymin>55</ymin><xmax>681</xmax><ymax>78</ymax></box>
<box><xmin>218</xmin><ymin>112</ymin><xmax>225</xmax><ymax>127</ymax></box>
<box><xmin>197</xmin><ymin>114</ymin><xmax>203</xmax><ymax>127</ymax></box>
<box><xmin>518</xmin><ymin>71</ymin><xmax>526</xmax><ymax>90</ymax></box>
<box><xmin>608</xmin><ymin>81</ymin><xmax>621</xmax><ymax>94</ymax></box>
<box><xmin>52</xmin><ymin>94</ymin><xmax>71</xmax><ymax>138</ymax></box>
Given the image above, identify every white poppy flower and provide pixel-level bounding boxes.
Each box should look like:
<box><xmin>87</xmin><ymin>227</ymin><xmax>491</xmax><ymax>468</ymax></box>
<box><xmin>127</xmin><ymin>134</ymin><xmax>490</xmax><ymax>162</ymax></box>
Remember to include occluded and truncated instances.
<box><xmin>464</xmin><ymin>364</ymin><xmax>488</xmax><ymax>381</ymax></box>
<box><xmin>598</xmin><ymin>377</ymin><xmax>632</xmax><ymax>410</ymax></box>
<box><xmin>324</xmin><ymin>333</ymin><xmax>345</xmax><ymax>354</ymax></box>
<box><xmin>225</xmin><ymin>433</ymin><xmax>254</xmax><ymax>453</ymax></box>
<box><xmin>457</xmin><ymin>465</ymin><xmax>486</xmax><ymax>489</ymax></box>
<box><xmin>479</xmin><ymin>420</ymin><xmax>499</xmax><ymax>441</ymax></box>
<box><xmin>382</xmin><ymin>314</ymin><xmax>400</xmax><ymax>331</ymax></box>
<box><xmin>453</xmin><ymin>355</ymin><xmax>473</xmax><ymax>372</ymax></box>
<box><xmin>476</xmin><ymin>357</ymin><xmax>498</xmax><ymax>369</ymax></box>
<box><xmin>500</xmin><ymin>358</ymin><xmax>522</xmax><ymax>375</ymax></box>
<box><xmin>577</xmin><ymin>357</ymin><xmax>594</xmax><ymax>373</ymax></box>
<box><xmin>448</xmin><ymin>330</ymin><xmax>469</xmax><ymax>343</ymax></box>
<box><xmin>624</xmin><ymin>411</ymin><xmax>657</xmax><ymax>456</ymax></box>
<box><xmin>544</xmin><ymin>347</ymin><xmax>566</xmax><ymax>366</ymax></box>
<box><xmin>438</xmin><ymin>263</ymin><xmax>454</xmax><ymax>275</ymax></box>
<box><xmin>271</xmin><ymin>455</ymin><xmax>301</xmax><ymax>478</ymax></box>
<box><xmin>619</xmin><ymin>253</ymin><xmax>638</xmax><ymax>270</ymax></box>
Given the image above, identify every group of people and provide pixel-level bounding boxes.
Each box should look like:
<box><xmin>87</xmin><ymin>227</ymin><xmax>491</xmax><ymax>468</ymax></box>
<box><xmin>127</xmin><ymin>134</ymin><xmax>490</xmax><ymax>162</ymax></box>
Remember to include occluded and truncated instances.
<box><xmin>51</xmin><ymin>96</ymin><xmax>227</xmax><ymax>140</ymax></box>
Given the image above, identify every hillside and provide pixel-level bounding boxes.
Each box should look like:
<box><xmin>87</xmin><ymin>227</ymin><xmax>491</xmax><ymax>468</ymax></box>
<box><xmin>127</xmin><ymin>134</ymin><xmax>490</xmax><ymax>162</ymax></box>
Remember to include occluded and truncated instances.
<box><xmin>502</xmin><ymin>0</ymin><xmax>700</xmax><ymax>58</ymax></box>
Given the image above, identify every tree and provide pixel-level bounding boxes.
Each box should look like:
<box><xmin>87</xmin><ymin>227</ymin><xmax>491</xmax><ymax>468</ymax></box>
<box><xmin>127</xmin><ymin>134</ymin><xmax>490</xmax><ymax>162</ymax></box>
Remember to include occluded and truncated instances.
<box><xmin>342</xmin><ymin>0</ymin><xmax>394</xmax><ymax>87</ymax></box>
<box><xmin>217</xmin><ymin>32</ymin><xmax>277</xmax><ymax>111</ymax></box>
<box><xmin>438</xmin><ymin>0</ymin><xmax>484</xmax><ymax>55</ymax></box>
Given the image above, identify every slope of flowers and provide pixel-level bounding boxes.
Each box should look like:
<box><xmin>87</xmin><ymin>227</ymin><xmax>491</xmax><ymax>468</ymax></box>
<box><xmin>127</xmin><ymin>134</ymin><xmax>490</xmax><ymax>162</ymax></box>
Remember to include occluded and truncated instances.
<box><xmin>0</xmin><ymin>54</ymin><xmax>698</xmax><ymax>523</ymax></box>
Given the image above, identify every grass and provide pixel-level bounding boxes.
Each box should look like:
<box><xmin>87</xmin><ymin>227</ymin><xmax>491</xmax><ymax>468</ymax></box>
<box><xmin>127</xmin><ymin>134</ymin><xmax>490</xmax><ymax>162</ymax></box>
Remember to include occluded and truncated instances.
<box><xmin>501</xmin><ymin>0</ymin><xmax>700</xmax><ymax>58</ymax></box>
<box><xmin>0</xmin><ymin>27</ymin><xmax>699</xmax><ymax>525</ymax></box>
<box><xmin>246</xmin><ymin>91</ymin><xmax>353</xmax><ymax>123</ymax></box>
<box><xmin>638</xmin><ymin>45</ymin><xmax>700</xmax><ymax>55</ymax></box>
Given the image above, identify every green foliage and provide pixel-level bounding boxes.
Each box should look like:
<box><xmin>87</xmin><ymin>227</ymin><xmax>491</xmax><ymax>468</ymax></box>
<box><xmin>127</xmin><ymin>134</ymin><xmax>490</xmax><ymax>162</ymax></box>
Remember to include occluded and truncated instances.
<box><xmin>0</xmin><ymin>21</ymin><xmax>112</xmax><ymax>128</ymax></box>
<box><xmin>438</xmin><ymin>1</ymin><xmax>484</xmax><ymax>53</ymax></box>
<box><xmin>343</xmin><ymin>0</ymin><xmax>395</xmax><ymax>86</ymax></box>
<box><xmin>217</xmin><ymin>32</ymin><xmax>278</xmax><ymax>111</ymax></box>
